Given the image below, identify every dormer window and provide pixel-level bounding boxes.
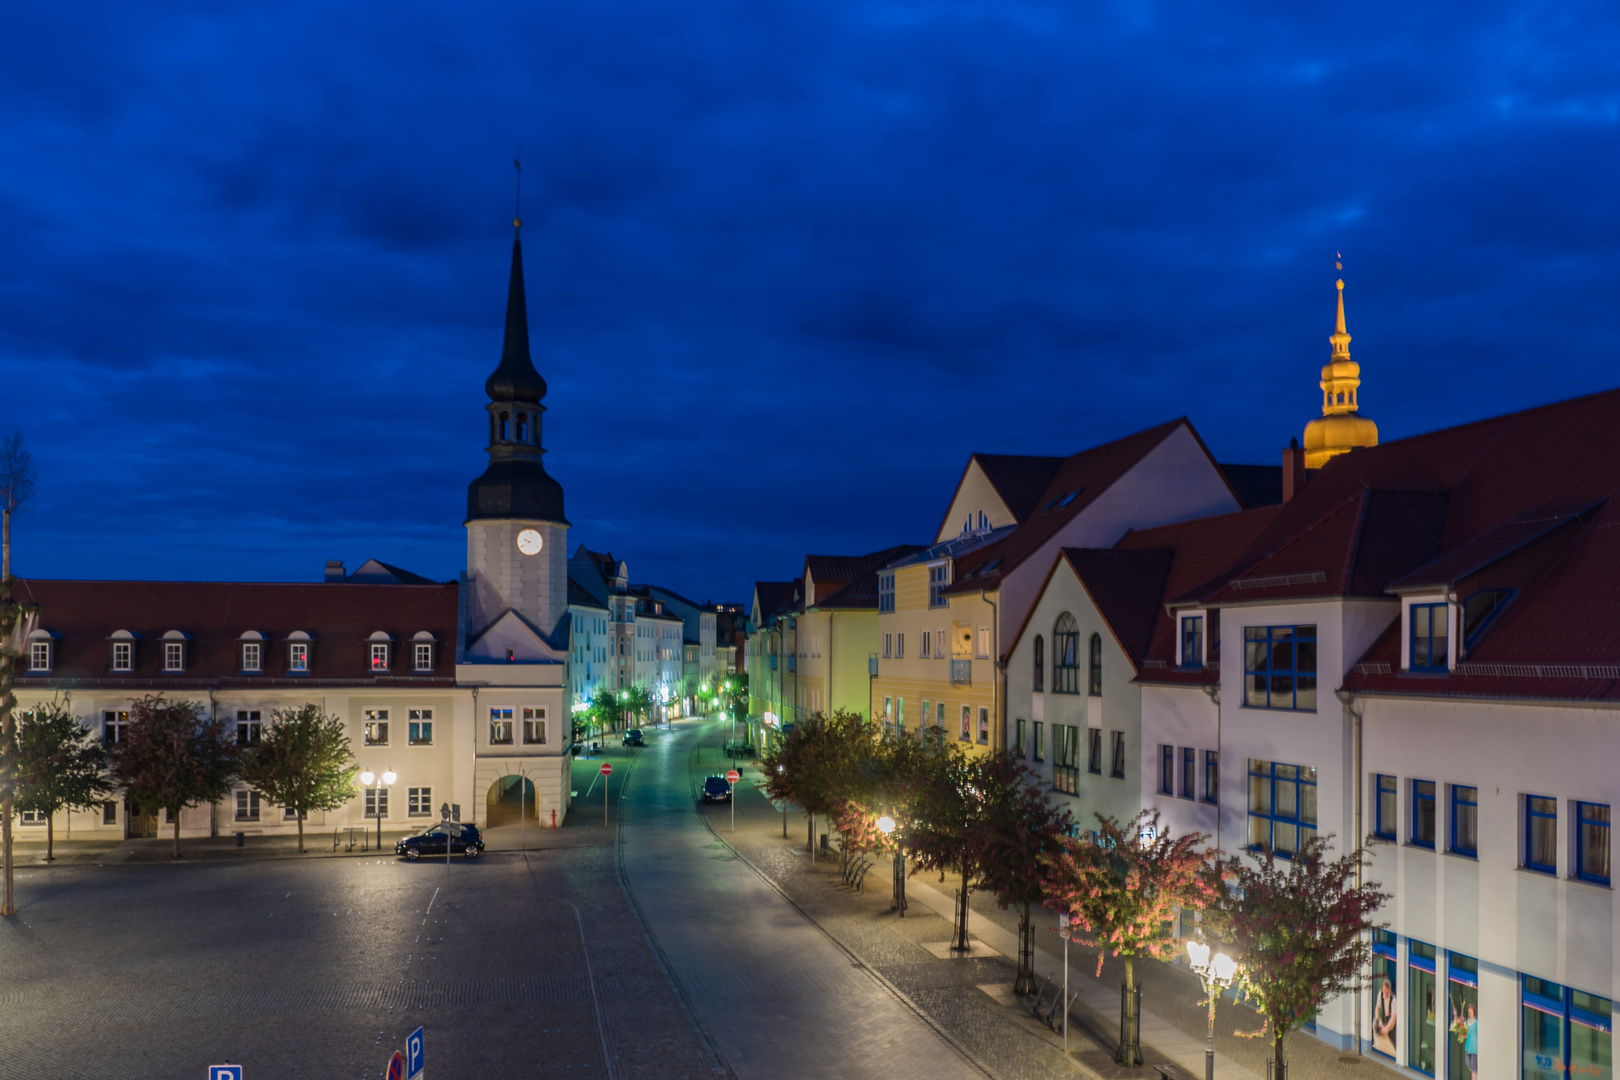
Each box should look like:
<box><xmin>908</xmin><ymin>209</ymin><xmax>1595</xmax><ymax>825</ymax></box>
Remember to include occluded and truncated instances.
<box><xmin>287</xmin><ymin>631</ymin><xmax>312</xmax><ymax>674</ymax></box>
<box><xmin>109</xmin><ymin>630</ymin><xmax>138</xmax><ymax>672</ymax></box>
<box><xmin>1410</xmin><ymin>603</ymin><xmax>1449</xmax><ymax>672</ymax></box>
<box><xmin>1180</xmin><ymin>615</ymin><xmax>1203</xmax><ymax>668</ymax></box>
<box><xmin>164</xmin><ymin>644</ymin><xmax>185</xmax><ymax>672</ymax></box>
<box><xmin>368</xmin><ymin>632</ymin><xmax>393</xmax><ymax>673</ymax></box>
<box><xmin>27</xmin><ymin>630</ymin><xmax>57</xmax><ymax>672</ymax></box>
<box><xmin>239</xmin><ymin>631</ymin><xmax>267</xmax><ymax>674</ymax></box>
<box><xmin>412</xmin><ymin>632</ymin><xmax>435</xmax><ymax>673</ymax></box>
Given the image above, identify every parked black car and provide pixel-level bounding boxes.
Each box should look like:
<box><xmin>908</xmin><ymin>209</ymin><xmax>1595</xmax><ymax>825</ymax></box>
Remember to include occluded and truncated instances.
<box><xmin>700</xmin><ymin>775</ymin><xmax>733</xmax><ymax>803</ymax></box>
<box><xmin>396</xmin><ymin>821</ymin><xmax>484</xmax><ymax>860</ymax></box>
<box><xmin>622</xmin><ymin>728</ymin><xmax>645</xmax><ymax>747</ymax></box>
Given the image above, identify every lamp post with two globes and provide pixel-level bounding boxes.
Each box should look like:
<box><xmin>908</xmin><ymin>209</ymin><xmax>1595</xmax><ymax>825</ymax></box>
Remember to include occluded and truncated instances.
<box><xmin>1186</xmin><ymin>940</ymin><xmax>1239</xmax><ymax>1080</ymax></box>
<box><xmin>359</xmin><ymin>769</ymin><xmax>396</xmax><ymax>851</ymax></box>
<box><xmin>876</xmin><ymin>815</ymin><xmax>906</xmax><ymax>917</ymax></box>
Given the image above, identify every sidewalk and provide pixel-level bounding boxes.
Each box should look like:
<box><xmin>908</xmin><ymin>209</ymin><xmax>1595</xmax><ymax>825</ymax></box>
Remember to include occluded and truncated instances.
<box><xmin>690</xmin><ymin>723</ymin><xmax>1392</xmax><ymax>1080</ymax></box>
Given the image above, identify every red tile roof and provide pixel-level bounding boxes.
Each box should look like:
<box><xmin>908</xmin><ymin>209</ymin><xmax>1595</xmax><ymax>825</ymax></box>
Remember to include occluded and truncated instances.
<box><xmin>13</xmin><ymin>579</ymin><xmax>458</xmax><ymax>688</ymax></box>
<box><xmin>972</xmin><ymin>454</ymin><xmax>1067</xmax><ymax>523</ymax></box>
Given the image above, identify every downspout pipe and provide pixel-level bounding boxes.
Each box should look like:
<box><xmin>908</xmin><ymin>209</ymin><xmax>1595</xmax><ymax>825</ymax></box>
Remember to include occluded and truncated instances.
<box><xmin>1337</xmin><ymin>686</ymin><xmax>1365</xmax><ymax>1057</ymax></box>
<box><xmin>980</xmin><ymin>590</ymin><xmax>999</xmax><ymax>749</ymax></box>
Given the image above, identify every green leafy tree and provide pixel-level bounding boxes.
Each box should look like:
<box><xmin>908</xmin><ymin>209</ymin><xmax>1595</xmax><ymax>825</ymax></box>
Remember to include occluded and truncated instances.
<box><xmin>587</xmin><ymin>685</ymin><xmax>622</xmax><ymax>738</ymax></box>
<box><xmin>110</xmin><ymin>694</ymin><xmax>239</xmax><ymax>858</ymax></box>
<box><xmin>622</xmin><ymin>683</ymin><xmax>652</xmax><ymax>728</ymax></box>
<box><xmin>1042</xmin><ymin>810</ymin><xmax>1216</xmax><ymax>1064</ymax></box>
<box><xmin>1206</xmin><ymin>836</ymin><xmax>1389</xmax><ymax>1072</ymax></box>
<box><xmin>975</xmin><ymin>751</ymin><xmax>1072</xmax><ymax>994</ymax></box>
<box><xmin>899</xmin><ymin>735</ymin><xmax>992</xmax><ymax>952</ymax></box>
<box><xmin>237</xmin><ymin>704</ymin><xmax>359</xmax><ymax>853</ymax></box>
<box><xmin>0</xmin><ymin>429</ymin><xmax>38</xmax><ymax>915</ymax></box>
<box><xmin>15</xmin><ymin>702</ymin><xmax>110</xmax><ymax>861</ymax></box>
<box><xmin>762</xmin><ymin>709</ymin><xmax>872</xmax><ymax>860</ymax></box>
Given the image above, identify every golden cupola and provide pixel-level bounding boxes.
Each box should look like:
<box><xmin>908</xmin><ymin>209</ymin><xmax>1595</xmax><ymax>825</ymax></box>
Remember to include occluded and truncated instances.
<box><xmin>1302</xmin><ymin>277</ymin><xmax>1378</xmax><ymax>469</ymax></box>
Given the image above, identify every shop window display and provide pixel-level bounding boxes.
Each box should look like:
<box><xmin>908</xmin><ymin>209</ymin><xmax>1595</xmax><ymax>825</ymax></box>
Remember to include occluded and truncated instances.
<box><xmin>1410</xmin><ymin>940</ymin><xmax>1437</xmax><ymax>1075</ymax></box>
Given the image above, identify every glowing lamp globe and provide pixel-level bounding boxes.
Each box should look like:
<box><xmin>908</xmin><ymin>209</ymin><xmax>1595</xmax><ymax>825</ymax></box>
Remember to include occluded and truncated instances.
<box><xmin>1213</xmin><ymin>953</ymin><xmax>1238</xmax><ymax>981</ymax></box>
<box><xmin>1186</xmin><ymin>940</ymin><xmax>1210</xmax><ymax>970</ymax></box>
<box><xmin>876</xmin><ymin>816</ymin><xmax>895</xmax><ymax>835</ymax></box>
<box><xmin>382</xmin><ymin>770</ymin><xmax>397</xmax><ymax>786</ymax></box>
<box><xmin>360</xmin><ymin>771</ymin><xmax>376</xmax><ymax>787</ymax></box>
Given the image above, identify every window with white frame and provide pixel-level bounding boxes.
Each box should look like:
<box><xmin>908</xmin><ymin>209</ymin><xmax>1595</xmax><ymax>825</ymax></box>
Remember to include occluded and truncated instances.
<box><xmin>895</xmin><ymin>633</ymin><xmax>904</xmax><ymax>658</ymax></box>
<box><xmin>928</xmin><ymin>563</ymin><xmax>949</xmax><ymax>607</ymax></box>
<box><xmin>523</xmin><ymin>707</ymin><xmax>546</xmax><ymax>744</ymax></box>
<box><xmin>921</xmin><ymin>631</ymin><xmax>932</xmax><ymax>659</ymax></box>
<box><xmin>959</xmin><ymin>704</ymin><xmax>971</xmax><ymax>741</ymax></box>
<box><xmin>490</xmin><ymin>708</ymin><xmax>514</xmax><ymax>745</ymax></box>
<box><xmin>363</xmin><ymin>708</ymin><xmax>389</xmax><ymax>745</ymax></box>
<box><xmin>414</xmin><ymin>642</ymin><xmax>433</xmax><ymax>672</ymax></box>
<box><xmin>936</xmin><ymin>629</ymin><xmax>947</xmax><ymax>657</ymax></box>
<box><xmin>235</xmin><ymin>790</ymin><xmax>261</xmax><ymax>821</ymax></box>
<box><xmin>28</xmin><ymin>639</ymin><xmax>50</xmax><ymax>671</ymax></box>
<box><xmin>240</xmin><ymin>641</ymin><xmax>262</xmax><ymax>672</ymax></box>
<box><xmin>408</xmin><ymin>787</ymin><xmax>433</xmax><ymax>816</ymax></box>
<box><xmin>283</xmin><ymin>805</ymin><xmax>300</xmax><ymax>820</ymax></box>
<box><xmin>408</xmin><ymin>708</ymin><xmax>433</xmax><ymax>745</ymax></box>
<box><xmin>364</xmin><ymin>788</ymin><xmax>389</xmax><ymax>818</ymax></box>
<box><xmin>20</xmin><ymin>809</ymin><xmax>46</xmax><ymax>825</ymax></box>
<box><xmin>103</xmin><ymin>710</ymin><xmax>129</xmax><ymax>745</ymax></box>
<box><xmin>976</xmin><ymin>628</ymin><xmax>990</xmax><ymax>659</ymax></box>
<box><xmin>878</xmin><ymin>573</ymin><xmax>895</xmax><ymax>613</ymax></box>
<box><xmin>236</xmin><ymin>710</ymin><xmax>261</xmax><ymax>745</ymax></box>
<box><xmin>164</xmin><ymin>641</ymin><xmax>185</xmax><ymax>672</ymax></box>
<box><xmin>289</xmin><ymin>641</ymin><xmax>309</xmax><ymax>673</ymax></box>
<box><xmin>111</xmin><ymin>640</ymin><xmax>132</xmax><ymax>672</ymax></box>
<box><xmin>370</xmin><ymin>642</ymin><xmax>390</xmax><ymax>672</ymax></box>
<box><xmin>1180</xmin><ymin>615</ymin><xmax>1203</xmax><ymax>667</ymax></box>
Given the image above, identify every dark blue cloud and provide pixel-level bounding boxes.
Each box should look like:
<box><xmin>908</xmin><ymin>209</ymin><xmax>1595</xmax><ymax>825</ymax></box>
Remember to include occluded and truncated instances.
<box><xmin>3</xmin><ymin>0</ymin><xmax>1620</xmax><ymax>601</ymax></box>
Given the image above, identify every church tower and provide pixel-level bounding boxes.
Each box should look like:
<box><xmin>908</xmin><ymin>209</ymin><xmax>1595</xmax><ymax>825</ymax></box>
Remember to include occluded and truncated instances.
<box><xmin>463</xmin><ymin>220</ymin><xmax>570</xmax><ymax>656</ymax></box>
<box><xmin>1302</xmin><ymin>276</ymin><xmax>1379</xmax><ymax>469</ymax></box>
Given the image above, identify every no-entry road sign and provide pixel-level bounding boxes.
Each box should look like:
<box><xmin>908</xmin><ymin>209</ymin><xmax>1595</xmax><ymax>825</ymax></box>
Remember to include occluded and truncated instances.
<box><xmin>600</xmin><ymin>762</ymin><xmax>613</xmax><ymax>776</ymax></box>
<box><xmin>725</xmin><ymin>770</ymin><xmax>740</xmax><ymax>783</ymax></box>
<box><xmin>386</xmin><ymin>1050</ymin><xmax>406</xmax><ymax>1080</ymax></box>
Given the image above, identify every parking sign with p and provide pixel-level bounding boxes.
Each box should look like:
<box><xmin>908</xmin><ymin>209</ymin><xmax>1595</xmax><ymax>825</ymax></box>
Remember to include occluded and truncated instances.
<box><xmin>209</xmin><ymin>1067</ymin><xmax>243</xmax><ymax>1080</ymax></box>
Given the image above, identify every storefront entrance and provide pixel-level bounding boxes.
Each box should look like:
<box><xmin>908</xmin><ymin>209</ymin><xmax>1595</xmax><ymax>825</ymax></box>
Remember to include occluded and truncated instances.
<box><xmin>125</xmin><ymin>798</ymin><xmax>158</xmax><ymax>839</ymax></box>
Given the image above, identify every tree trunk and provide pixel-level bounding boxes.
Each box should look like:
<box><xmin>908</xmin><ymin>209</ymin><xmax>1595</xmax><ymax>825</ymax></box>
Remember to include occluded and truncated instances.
<box><xmin>953</xmin><ymin>857</ymin><xmax>971</xmax><ymax>952</ymax></box>
<box><xmin>296</xmin><ymin>812</ymin><xmax>305</xmax><ymax>854</ymax></box>
<box><xmin>1273</xmin><ymin>1031</ymin><xmax>1286</xmax><ymax>1080</ymax></box>
<box><xmin>0</xmin><ymin>615</ymin><xmax>15</xmax><ymax>917</ymax></box>
<box><xmin>808</xmin><ymin>813</ymin><xmax>814</xmax><ymax>862</ymax></box>
<box><xmin>172</xmin><ymin>813</ymin><xmax>181</xmax><ymax>858</ymax></box>
<box><xmin>1014</xmin><ymin>901</ymin><xmax>1035</xmax><ymax>994</ymax></box>
<box><xmin>1117</xmin><ymin>956</ymin><xmax>1141</xmax><ymax>1065</ymax></box>
<box><xmin>46</xmin><ymin>812</ymin><xmax>53</xmax><ymax>861</ymax></box>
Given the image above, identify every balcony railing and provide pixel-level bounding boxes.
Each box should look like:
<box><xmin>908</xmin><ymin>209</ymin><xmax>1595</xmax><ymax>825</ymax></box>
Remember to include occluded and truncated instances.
<box><xmin>950</xmin><ymin>659</ymin><xmax>972</xmax><ymax>686</ymax></box>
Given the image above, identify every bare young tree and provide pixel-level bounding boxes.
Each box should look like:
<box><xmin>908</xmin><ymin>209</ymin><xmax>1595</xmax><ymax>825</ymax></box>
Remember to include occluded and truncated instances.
<box><xmin>0</xmin><ymin>428</ymin><xmax>38</xmax><ymax>915</ymax></box>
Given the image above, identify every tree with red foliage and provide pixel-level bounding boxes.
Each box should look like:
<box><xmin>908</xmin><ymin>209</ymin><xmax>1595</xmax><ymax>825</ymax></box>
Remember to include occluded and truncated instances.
<box><xmin>110</xmin><ymin>694</ymin><xmax>240</xmax><ymax>858</ymax></box>
<box><xmin>1207</xmin><ymin>836</ymin><xmax>1389</xmax><ymax>1074</ymax></box>
<box><xmin>1043</xmin><ymin>809</ymin><xmax>1215</xmax><ymax>1065</ymax></box>
<box><xmin>975</xmin><ymin>751</ymin><xmax>1072</xmax><ymax>993</ymax></box>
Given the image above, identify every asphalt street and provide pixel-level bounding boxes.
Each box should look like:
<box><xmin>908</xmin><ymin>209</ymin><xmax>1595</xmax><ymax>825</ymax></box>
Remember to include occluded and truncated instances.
<box><xmin>617</xmin><ymin>719</ymin><xmax>985</xmax><ymax>1080</ymax></box>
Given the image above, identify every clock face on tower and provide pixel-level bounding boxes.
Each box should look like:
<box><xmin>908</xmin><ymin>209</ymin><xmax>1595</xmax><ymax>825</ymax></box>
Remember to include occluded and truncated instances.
<box><xmin>516</xmin><ymin>529</ymin><xmax>543</xmax><ymax>556</ymax></box>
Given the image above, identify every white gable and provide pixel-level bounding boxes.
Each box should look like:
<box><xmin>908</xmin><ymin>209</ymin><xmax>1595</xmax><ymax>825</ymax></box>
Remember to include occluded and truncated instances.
<box><xmin>464</xmin><ymin>610</ymin><xmax>563</xmax><ymax>664</ymax></box>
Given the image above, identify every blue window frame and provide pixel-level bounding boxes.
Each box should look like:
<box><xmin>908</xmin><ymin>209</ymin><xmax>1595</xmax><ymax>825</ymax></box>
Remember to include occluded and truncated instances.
<box><xmin>1242</xmin><ymin>625</ymin><xmax>1317</xmax><ymax>710</ymax></box>
<box><xmin>1182</xmin><ymin>746</ymin><xmax>1195</xmax><ymax>799</ymax></box>
<box><xmin>1523</xmin><ymin>976</ymin><xmax>1613</xmax><ymax>1080</ymax></box>
<box><xmin>1203</xmin><ymin>750</ymin><xmax>1219</xmax><ymax>804</ymax></box>
<box><xmin>1461</xmin><ymin>588</ymin><xmax>1514</xmax><ymax>648</ymax></box>
<box><xmin>1410</xmin><ymin>603</ymin><xmax>1449</xmax><ymax>671</ymax></box>
<box><xmin>1526</xmin><ymin>796</ymin><xmax>1558</xmax><ymax>874</ymax></box>
<box><xmin>1374</xmin><ymin>774</ymin><xmax>1397</xmax><ymax>840</ymax></box>
<box><xmin>1370</xmin><ymin>930</ymin><xmax>1397</xmax><ymax>1060</ymax></box>
<box><xmin>1451</xmin><ymin>785</ymin><xmax>1478</xmax><ymax>857</ymax></box>
<box><xmin>1247</xmin><ymin>759</ymin><xmax>1317</xmax><ymax>856</ymax></box>
<box><xmin>1180</xmin><ymin>616</ymin><xmax>1203</xmax><ymax>667</ymax></box>
<box><xmin>1577</xmin><ymin>802</ymin><xmax>1610</xmax><ymax>885</ymax></box>
<box><xmin>1412</xmin><ymin>780</ymin><xmax>1436</xmax><ymax>848</ymax></box>
<box><xmin>1161</xmin><ymin>745</ymin><xmax>1174</xmax><ymax>795</ymax></box>
<box><xmin>1409</xmin><ymin>941</ymin><xmax>1438</xmax><ymax>1075</ymax></box>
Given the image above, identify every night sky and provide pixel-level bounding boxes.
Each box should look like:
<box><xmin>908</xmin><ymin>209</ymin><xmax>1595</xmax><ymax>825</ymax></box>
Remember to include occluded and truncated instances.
<box><xmin>4</xmin><ymin>2</ymin><xmax>1618</xmax><ymax>604</ymax></box>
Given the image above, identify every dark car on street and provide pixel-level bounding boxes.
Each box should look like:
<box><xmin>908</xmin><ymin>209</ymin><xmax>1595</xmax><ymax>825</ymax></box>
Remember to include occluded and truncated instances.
<box><xmin>700</xmin><ymin>775</ymin><xmax>732</xmax><ymax>804</ymax></box>
<box><xmin>622</xmin><ymin>728</ymin><xmax>645</xmax><ymax>747</ymax></box>
<box><xmin>396</xmin><ymin>821</ymin><xmax>485</xmax><ymax>860</ymax></box>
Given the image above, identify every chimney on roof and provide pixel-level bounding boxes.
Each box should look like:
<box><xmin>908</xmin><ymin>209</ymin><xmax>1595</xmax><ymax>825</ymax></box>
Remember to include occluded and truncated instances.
<box><xmin>324</xmin><ymin>560</ymin><xmax>345</xmax><ymax>583</ymax></box>
<box><xmin>1282</xmin><ymin>439</ymin><xmax>1308</xmax><ymax>504</ymax></box>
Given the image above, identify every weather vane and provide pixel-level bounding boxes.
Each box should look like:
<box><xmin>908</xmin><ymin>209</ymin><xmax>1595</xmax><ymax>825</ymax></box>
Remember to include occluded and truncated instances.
<box><xmin>1336</xmin><ymin>251</ymin><xmax>1343</xmax><ymax>272</ymax></box>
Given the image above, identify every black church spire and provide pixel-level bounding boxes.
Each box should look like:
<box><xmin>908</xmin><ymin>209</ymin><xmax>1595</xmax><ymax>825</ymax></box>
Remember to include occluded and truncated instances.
<box><xmin>484</xmin><ymin>226</ymin><xmax>549</xmax><ymax>403</ymax></box>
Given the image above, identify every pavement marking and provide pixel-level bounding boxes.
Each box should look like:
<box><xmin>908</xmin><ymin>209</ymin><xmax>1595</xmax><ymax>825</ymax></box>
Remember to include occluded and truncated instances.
<box><xmin>426</xmin><ymin>886</ymin><xmax>440</xmax><ymax>914</ymax></box>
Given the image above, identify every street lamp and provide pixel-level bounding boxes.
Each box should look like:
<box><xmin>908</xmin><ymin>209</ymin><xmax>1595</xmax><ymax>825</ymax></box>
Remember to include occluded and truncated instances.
<box><xmin>1186</xmin><ymin>940</ymin><xmax>1239</xmax><ymax>1080</ymax></box>
<box><xmin>876</xmin><ymin>815</ymin><xmax>906</xmax><ymax>918</ymax></box>
<box><xmin>359</xmin><ymin>769</ymin><xmax>396</xmax><ymax>851</ymax></box>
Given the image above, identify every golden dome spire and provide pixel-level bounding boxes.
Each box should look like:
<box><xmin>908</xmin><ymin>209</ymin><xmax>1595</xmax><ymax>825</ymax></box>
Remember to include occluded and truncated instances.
<box><xmin>1302</xmin><ymin>264</ymin><xmax>1378</xmax><ymax>468</ymax></box>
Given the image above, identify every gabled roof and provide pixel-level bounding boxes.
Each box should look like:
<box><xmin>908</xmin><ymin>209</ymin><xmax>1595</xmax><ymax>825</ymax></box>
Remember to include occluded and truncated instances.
<box><xmin>973</xmin><ymin>454</ymin><xmax>1068</xmax><ymax>522</ymax></box>
<box><xmin>946</xmin><ymin>418</ymin><xmax>1227</xmax><ymax>595</ymax></box>
<box><xmin>751</xmin><ymin>581</ymin><xmax>799</xmax><ymax>622</ymax></box>
<box><xmin>805</xmin><ymin>544</ymin><xmax>923</xmax><ymax>605</ymax></box>
<box><xmin>811</xmin><ymin>545</ymin><xmax>926</xmax><ymax>610</ymax></box>
<box><xmin>568</xmin><ymin>578</ymin><xmax>608</xmax><ymax>609</ymax></box>
<box><xmin>13</xmin><ymin>579</ymin><xmax>457</xmax><ymax>685</ymax></box>
<box><xmin>346</xmin><ymin>558</ymin><xmax>439</xmax><ymax>585</ymax></box>
<box><xmin>1062</xmin><ymin>549</ymin><xmax>1174</xmax><ymax>668</ymax></box>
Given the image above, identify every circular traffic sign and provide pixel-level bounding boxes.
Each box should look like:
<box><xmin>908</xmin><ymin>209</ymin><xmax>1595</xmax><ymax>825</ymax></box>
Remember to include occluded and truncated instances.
<box><xmin>600</xmin><ymin>762</ymin><xmax>612</xmax><ymax>776</ymax></box>
<box><xmin>725</xmin><ymin>769</ymin><xmax>740</xmax><ymax>783</ymax></box>
<box><xmin>386</xmin><ymin>1050</ymin><xmax>406</xmax><ymax>1080</ymax></box>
